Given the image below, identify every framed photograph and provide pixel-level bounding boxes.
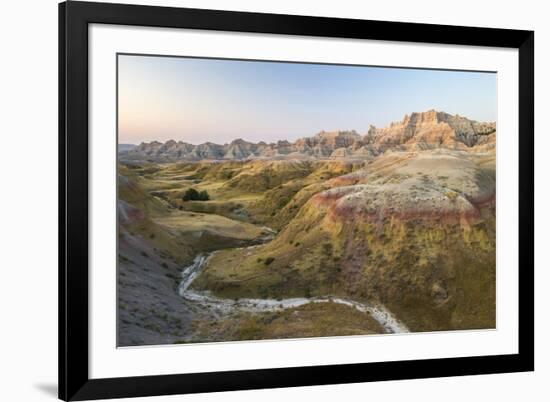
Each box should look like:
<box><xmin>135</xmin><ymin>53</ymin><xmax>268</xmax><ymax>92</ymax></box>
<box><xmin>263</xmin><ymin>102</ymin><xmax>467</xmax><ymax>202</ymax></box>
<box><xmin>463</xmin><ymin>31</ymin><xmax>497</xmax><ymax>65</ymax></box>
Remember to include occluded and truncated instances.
<box><xmin>59</xmin><ymin>1</ymin><xmax>534</xmax><ymax>400</ymax></box>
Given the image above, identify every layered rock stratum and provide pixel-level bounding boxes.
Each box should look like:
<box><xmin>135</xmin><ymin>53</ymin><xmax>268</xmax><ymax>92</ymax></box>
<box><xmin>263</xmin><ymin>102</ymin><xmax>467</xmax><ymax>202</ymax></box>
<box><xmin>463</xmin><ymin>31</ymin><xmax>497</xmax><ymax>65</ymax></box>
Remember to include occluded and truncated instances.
<box><xmin>120</xmin><ymin>110</ymin><xmax>496</xmax><ymax>161</ymax></box>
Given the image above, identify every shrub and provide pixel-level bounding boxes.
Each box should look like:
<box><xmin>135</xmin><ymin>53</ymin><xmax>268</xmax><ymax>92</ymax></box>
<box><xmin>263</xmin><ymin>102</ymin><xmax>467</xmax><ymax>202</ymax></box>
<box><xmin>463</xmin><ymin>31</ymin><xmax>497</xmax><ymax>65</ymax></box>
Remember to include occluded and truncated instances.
<box><xmin>198</xmin><ymin>190</ymin><xmax>210</xmax><ymax>201</ymax></box>
<box><xmin>182</xmin><ymin>188</ymin><xmax>210</xmax><ymax>201</ymax></box>
<box><xmin>183</xmin><ymin>188</ymin><xmax>199</xmax><ymax>201</ymax></box>
<box><xmin>264</xmin><ymin>257</ymin><xmax>275</xmax><ymax>266</ymax></box>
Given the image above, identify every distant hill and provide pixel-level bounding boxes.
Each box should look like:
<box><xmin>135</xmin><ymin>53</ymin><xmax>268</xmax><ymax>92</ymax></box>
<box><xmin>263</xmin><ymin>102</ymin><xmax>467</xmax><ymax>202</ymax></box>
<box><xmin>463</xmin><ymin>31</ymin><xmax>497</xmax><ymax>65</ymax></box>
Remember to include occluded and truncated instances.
<box><xmin>118</xmin><ymin>143</ymin><xmax>137</xmax><ymax>152</ymax></box>
<box><xmin>120</xmin><ymin>110</ymin><xmax>495</xmax><ymax>162</ymax></box>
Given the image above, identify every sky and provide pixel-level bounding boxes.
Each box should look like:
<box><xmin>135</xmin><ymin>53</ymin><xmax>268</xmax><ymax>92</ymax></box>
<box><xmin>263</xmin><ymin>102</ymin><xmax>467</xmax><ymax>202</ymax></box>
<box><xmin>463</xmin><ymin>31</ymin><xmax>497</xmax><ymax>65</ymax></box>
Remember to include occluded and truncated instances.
<box><xmin>118</xmin><ymin>54</ymin><xmax>497</xmax><ymax>145</ymax></box>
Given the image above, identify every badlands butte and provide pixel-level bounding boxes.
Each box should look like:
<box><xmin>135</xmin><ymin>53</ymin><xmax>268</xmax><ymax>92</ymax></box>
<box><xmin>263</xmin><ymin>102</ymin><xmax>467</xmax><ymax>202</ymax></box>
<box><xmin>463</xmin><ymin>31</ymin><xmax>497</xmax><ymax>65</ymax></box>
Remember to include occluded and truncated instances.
<box><xmin>117</xmin><ymin>110</ymin><xmax>496</xmax><ymax>346</ymax></box>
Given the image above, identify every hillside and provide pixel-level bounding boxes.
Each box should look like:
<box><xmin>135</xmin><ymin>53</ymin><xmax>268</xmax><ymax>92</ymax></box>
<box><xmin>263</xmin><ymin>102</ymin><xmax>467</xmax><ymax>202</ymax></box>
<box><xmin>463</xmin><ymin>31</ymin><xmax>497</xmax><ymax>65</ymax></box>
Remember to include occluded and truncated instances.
<box><xmin>117</xmin><ymin>166</ymin><xmax>274</xmax><ymax>345</ymax></box>
<box><xmin>190</xmin><ymin>149</ymin><xmax>496</xmax><ymax>332</ymax></box>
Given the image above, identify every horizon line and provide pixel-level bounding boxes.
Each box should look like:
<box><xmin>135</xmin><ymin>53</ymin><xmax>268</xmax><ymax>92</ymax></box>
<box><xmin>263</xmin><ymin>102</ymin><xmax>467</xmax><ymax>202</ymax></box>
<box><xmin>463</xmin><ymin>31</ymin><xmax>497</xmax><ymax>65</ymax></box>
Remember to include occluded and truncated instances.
<box><xmin>119</xmin><ymin>109</ymin><xmax>496</xmax><ymax>146</ymax></box>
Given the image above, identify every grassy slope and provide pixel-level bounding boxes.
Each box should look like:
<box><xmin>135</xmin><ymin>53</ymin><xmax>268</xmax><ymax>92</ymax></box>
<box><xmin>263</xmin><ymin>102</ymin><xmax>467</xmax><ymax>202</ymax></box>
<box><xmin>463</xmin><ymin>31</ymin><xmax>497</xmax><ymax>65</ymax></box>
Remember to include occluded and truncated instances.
<box><xmin>191</xmin><ymin>151</ymin><xmax>497</xmax><ymax>332</ymax></box>
<box><xmin>119</xmin><ymin>151</ymin><xmax>496</xmax><ymax>339</ymax></box>
<box><xmin>247</xmin><ymin>160</ymin><xmax>358</xmax><ymax>228</ymax></box>
<box><xmin>117</xmin><ymin>163</ymin><xmax>276</xmax><ymax>345</ymax></box>
<box><xmin>119</xmin><ymin>163</ymin><xmax>268</xmax><ymax>256</ymax></box>
<box><xmin>185</xmin><ymin>301</ymin><xmax>384</xmax><ymax>343</ymax></box>
<box><xmin>155</xmin><ymin>211</ymin><xmax>265</xmax><ymax>240</ymax></box>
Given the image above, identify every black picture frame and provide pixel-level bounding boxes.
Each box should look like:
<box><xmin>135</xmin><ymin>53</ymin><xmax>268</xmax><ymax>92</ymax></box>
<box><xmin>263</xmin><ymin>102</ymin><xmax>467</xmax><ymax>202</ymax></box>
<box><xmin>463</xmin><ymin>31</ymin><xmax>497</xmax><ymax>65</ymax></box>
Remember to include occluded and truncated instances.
<box><xmin>59</xmin><ymin>1</ymin><xmax>534</xmax><ymax>400</ymax></box>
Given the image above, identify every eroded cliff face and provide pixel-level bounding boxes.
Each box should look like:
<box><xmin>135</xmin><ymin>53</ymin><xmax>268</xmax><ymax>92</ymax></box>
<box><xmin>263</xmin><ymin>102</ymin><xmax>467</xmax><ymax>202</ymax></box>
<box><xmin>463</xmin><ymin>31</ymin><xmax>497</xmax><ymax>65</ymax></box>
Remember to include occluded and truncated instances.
<box><xmin>121</xmin><ymin>110</ymin><xmax>496</xmax><ymax>162</ymax></box>
<box><xmin>366</xmin><ymin>110</ymin><xmax>496</xmax><ymax>151</ymax></box>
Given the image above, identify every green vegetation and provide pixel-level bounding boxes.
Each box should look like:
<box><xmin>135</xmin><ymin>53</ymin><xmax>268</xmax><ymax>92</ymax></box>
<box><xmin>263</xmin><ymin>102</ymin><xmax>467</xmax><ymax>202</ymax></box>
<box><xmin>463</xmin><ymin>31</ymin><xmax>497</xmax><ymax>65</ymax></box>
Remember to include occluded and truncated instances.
<box><xmin>183</xmin><ymin>188</ymin><xmax>210</xmax><ymax>201</ymax></box>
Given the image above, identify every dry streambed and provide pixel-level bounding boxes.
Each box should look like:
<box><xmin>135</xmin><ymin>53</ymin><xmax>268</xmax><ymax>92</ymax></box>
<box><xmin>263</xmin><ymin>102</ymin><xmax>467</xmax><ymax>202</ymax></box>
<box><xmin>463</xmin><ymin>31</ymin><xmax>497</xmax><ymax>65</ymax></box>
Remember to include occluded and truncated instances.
<box><xmin>178</xmin><ymin>252</ymin><xmax>409</xmax><ymax>334</ymax></box>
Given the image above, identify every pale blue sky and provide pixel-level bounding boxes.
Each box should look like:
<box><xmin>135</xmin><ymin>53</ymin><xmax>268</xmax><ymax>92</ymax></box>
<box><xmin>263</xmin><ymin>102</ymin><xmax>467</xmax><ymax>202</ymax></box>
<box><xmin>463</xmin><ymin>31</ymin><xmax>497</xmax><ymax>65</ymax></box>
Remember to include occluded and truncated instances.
<box><xmin>118</xmin><ymin>54</ymin><xmax>497</xmax><ymax>145</ymax></box>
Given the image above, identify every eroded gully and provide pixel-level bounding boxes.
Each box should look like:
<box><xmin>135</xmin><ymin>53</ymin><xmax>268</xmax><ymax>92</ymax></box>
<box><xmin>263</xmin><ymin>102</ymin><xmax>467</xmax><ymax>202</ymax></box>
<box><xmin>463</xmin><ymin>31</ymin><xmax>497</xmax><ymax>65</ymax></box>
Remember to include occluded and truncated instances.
<box><xmin>178</xmin><ymin>249</ymin><xmax>409</xmax><ymax>334</ymax></box>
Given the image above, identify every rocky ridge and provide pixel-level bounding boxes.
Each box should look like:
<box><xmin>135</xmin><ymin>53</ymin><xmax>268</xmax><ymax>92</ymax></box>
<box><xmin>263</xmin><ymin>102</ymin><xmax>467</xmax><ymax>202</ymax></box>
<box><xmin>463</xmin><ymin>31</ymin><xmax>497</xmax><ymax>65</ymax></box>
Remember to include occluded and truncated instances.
<box><xmin>121</xmin><ymin>110</ymin><xmax>496</xmax><ymax>162</ymax></box>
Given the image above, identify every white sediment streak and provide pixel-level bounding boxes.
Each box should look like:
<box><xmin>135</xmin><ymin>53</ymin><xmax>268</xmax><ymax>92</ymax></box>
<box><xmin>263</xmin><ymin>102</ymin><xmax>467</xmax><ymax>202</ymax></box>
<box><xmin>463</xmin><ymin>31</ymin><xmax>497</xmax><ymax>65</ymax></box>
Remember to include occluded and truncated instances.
<box><xmin>178</xmin><ymin>252</ymin><xmax>409</xmax><ymax>334</ymax></box>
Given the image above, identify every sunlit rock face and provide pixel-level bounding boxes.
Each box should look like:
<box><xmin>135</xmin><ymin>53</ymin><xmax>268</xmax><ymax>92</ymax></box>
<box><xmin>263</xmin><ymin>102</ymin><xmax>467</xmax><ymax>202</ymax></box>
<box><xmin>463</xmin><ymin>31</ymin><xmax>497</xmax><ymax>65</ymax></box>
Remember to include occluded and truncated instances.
<box><xmin>120</xmin><ymin>110</ymin><xmax>495</xmax><ymax>162</ymax></box>
<box><xmin>366</xmin><ymin>110</ymin><xmax>496</xmax><ymax>151</ymax></box>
